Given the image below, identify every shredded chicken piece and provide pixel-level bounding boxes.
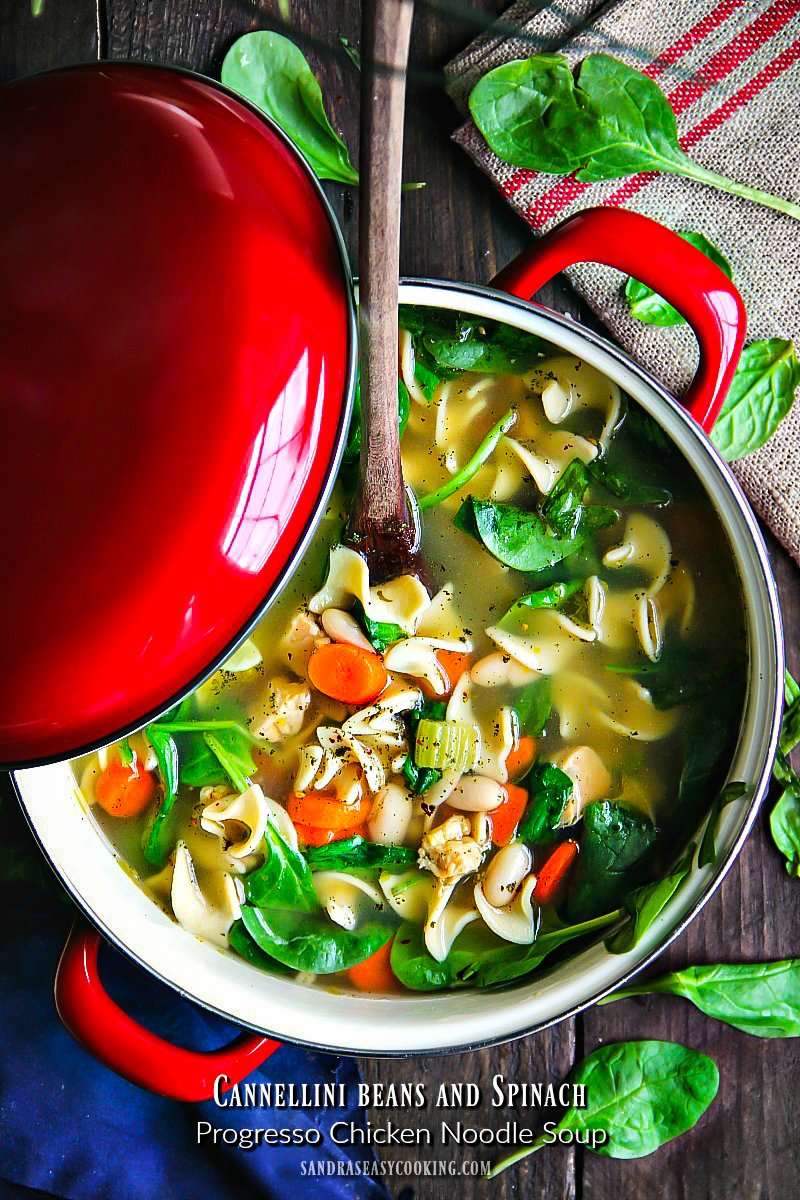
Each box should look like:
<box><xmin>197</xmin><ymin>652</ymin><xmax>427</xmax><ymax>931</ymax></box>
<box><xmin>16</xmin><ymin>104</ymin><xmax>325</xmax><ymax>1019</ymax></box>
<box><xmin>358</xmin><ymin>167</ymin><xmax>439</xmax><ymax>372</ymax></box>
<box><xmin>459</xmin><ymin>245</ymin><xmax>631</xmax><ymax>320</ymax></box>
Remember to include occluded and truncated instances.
<box><xmin>280</xmin><ymin>609</ymin><xmax>330</xmax><ymax>677</ymax></box>
<box><xmin>418</xmin><ymin>815</ymin><xmax>485</xmax><ymax>880</ymax></box>
<box><xmin>250</xmin><ymin>676</ymin><xmax>311</xmax><ymax>743</ymax></box>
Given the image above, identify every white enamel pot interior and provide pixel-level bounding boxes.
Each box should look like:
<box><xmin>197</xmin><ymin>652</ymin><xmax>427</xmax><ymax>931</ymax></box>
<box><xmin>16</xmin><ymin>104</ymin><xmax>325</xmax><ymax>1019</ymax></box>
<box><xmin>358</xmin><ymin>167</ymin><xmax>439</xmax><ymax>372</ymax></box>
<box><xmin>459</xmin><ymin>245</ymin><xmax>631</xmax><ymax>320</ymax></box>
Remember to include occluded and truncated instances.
<box><xmin>14</xmin><ymin>279</ymin><xmax>784</xmax><ymax>1056</ymax></box>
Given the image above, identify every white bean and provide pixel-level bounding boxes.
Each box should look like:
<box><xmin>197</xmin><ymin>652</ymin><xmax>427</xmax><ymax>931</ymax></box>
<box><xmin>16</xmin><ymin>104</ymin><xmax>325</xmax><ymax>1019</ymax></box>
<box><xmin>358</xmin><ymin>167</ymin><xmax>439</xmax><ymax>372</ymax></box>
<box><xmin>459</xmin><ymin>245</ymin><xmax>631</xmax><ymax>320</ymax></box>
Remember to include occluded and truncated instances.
<box><xmin>471</xmin><ymin>652</ymin><xmax>535</xmax><ymax>689</ymax></box>
<box><xmin>367</xmin><ymin>783</ymin><xmax>414</xmax><ymax>845</ymax></box>
<box><xmin>483</xmin><ymin>843</ymin><xmax>533</xmax><ymax>908</ymax></box>
<box><xmin>448</xmin><ymin>775</ymin><xmax>506</xmax><ymax>813</ymax></box>
<box><xmin>320</xmin><ymin>607</ymin><xmax>374</xmax><ymax>652</ymax></box>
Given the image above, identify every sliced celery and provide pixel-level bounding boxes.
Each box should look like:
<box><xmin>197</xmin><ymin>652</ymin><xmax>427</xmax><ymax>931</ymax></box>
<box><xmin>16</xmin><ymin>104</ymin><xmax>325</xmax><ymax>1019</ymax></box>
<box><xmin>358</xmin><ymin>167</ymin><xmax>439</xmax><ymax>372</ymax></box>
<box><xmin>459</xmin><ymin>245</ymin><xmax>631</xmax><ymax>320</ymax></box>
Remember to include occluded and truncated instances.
<box><xmin>415</xmin><ymin>719</ymin><xmax>478</xmax><ymax>771</ymax></box>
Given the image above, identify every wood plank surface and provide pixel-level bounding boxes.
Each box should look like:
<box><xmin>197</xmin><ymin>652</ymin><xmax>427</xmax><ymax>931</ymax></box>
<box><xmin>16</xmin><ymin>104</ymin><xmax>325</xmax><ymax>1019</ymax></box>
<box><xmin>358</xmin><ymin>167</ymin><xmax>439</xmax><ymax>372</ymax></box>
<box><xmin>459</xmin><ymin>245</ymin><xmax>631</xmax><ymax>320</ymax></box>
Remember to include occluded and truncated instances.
<box><xmin>2</xmin><ymin>2</ymin><xmax>798</xmax><ymax>1198</ymax></box>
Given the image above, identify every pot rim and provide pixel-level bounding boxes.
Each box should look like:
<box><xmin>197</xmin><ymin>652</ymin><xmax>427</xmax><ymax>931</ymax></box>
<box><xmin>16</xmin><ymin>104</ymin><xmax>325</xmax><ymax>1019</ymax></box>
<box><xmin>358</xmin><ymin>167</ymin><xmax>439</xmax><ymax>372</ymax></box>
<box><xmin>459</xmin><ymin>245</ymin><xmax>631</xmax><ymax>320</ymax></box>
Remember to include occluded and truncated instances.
<box><xmin>13</xmin><ymin>277</ymin><xmax>784</xmax><ymax>1057</ymax></box>
<box><xmin>3</xmin><ymin>60</ymin><xmax>359</xmax><ymax>772</ymax></box>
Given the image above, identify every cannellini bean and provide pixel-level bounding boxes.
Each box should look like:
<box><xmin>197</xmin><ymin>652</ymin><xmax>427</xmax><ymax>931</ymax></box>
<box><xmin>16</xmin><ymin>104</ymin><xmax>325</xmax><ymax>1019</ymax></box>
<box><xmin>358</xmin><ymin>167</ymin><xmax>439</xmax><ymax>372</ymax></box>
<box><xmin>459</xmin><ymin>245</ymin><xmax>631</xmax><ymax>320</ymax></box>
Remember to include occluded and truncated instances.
<box><xmin>483</xmin><ymin>843</ymin><xmax>533</xmax><ymax>908</ymax></box>
<box><xmin>448</xmin><ymin>774</ymin><xmax>506</xmax><ymax>813</ymax></box>
<box><xmin>368</xmin><ymin>783</ymin><xmax>414</xmax><ymax>845</ymax></box>
<box><xmin>320</xmin><ymin>607</ymin><xmax>374</xmax><ymax>652</ymax></box>
<box><xmin>471</xmin><ymin>652</ymin><xmax>537</xmax><ymax>689</ymax></box>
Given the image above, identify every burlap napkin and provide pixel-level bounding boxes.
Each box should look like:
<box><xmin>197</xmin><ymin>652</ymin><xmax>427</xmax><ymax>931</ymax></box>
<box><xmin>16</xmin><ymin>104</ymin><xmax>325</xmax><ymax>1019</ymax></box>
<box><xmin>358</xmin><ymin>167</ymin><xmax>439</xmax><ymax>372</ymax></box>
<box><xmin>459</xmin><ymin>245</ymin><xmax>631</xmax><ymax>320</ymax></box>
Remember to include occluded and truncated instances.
<box><xmin>446</xmin><ymin>0</ymin><xmax>800</xmax><ymax>565</ymax></box>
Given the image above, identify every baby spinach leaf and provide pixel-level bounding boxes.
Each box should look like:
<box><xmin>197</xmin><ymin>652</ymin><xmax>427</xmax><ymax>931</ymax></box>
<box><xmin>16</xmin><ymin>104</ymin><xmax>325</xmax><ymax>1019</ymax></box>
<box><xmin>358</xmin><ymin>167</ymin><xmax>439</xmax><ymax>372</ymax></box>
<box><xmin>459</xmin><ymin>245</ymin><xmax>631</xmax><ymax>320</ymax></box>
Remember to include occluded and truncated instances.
<box><xmin>602</xmin><ymin>960</ymin><xmax>800</xmax><ymax>1038</ymax></box>
<box><xmin>698</xmin><ymin>782</ymin><xmax>748</xmax><ymax>868</ymax></box>
<box><xmin>118</xmin><ymin>738</ymin><xmax>134</xmax><ymax>767</ymax></box>
<box><xmin>471</xmin><ymin>910</ymin><xmax>622</xmax><ymax>988</ymax></box>
<box><xmin>540</xmin><ymin>459</ymin><xmax>618</xmax><ymax>539</ymax></box>
<box><xmin>344</xmin><ymin>375</ymin><xmax>409</xmax><ymax>462</ymax></box>
<box><xmin>398</xmin><ymin>306</ymin><xmax>546</xmax><ymax>378</ymax></box>
<box><xmin>625</xmin><ymin>233</ymin><xmax>732</xmax><ymax>326</ymax></box>
<box><xmin>770</xmin><ymin>787</ymin><xmax>800</xmax><ymax>877</ymax></box>
<box><xmin>417</xmin><ymin>408</ymin><xmax>517</xmax><ymax>511</ymax></box>
<box><xmin>241</xmin><ymin>905</ymin><xmax>391</xmax><ymax>973</ymax></box>
<box><xmin>179</xmin><ymin>726</ymin><xmax>256</xmax><ymax>793</ymax></box>
<box><xmin>352</xmin><ymin>602</ymin><xmax>406</xmax><ymax>653</ymax></box>
<box><xmin>488</xmin><ymin>1040</ymin><xmax>719</xmax><ymax>1176</ymax></box>
<box><xmin>304</xmin><ymin>836</ymin><xmax>416</xmax><ymax>871</ymax></box>
<box><xmin>513</xmin><ymin>677</ymin><xmax>552</xmax><ymax>738</ymax></box>
<box><xmin>588</xmin><ymin>457</ymin><xmax>672</xmax><ymax>506</ymax></box>
<box><xmin>455</xmin><ymin>496</ymin><xmax>584</xmax><ymax>572</ymax></box>
<box><xmin>504</xmin><ymin>579</ymin><xmax>584</xmax><ymax>619</ymax></box>
<box><xmin>605</xmin><ymin>648</ymin><xmax>737</xmax><ymax>711</ymax></box>
<box><xmin>469</xmin><ymin>52</ymin><xmax>800</xmax><ymax>221</ymax></box>
<box><xmin>229</xmin><ymin>918</ymin><xmax>292</xmax><ymax>974</ymax></box>
<box><xmin>141</xmin><ymin>724</ymin><xmax>180</xmax><ymax>868</ymax></box>
<box><xmin>711</xmin><ymin>339</ymin><xmax>799</xmax><ymax>461</ymax></box>
<box><xmin>517</xmin><ymin>763</ymin><xmax>573</xmax><ymax>844</ymax></box>
<box><xmin>390</xmin><ymin>922</ymin><xmax>499</xmax><ymax>991</ymax></box>
<box><xmin>221</xmin><ymin>31</ymin><xmax>359</xmax><ymax>185</ymax></box>
<box><xmin>607</xmin><ymin>844</ymin><xmax>694</xmax><ymax>953</ymax></box>
<box><xmin>245</xmin><ymin>821</ymin><xmax>319</xmax><ymax>912</ymax></box>
<box><xmin>568</xmin><ymin>801</ymin><xmax>657</xmax><ymax>922</ymax></box>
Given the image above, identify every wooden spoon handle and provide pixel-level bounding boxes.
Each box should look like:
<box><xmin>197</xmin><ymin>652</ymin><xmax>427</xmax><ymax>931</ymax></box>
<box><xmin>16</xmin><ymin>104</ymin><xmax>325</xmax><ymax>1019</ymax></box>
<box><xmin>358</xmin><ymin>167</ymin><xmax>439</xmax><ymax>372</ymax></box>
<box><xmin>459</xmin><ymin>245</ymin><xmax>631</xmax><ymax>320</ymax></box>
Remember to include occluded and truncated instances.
<box><xmin>348</xmin><ymin>0</ymin><xmax>418</xmax><ymax>580</ymax></box>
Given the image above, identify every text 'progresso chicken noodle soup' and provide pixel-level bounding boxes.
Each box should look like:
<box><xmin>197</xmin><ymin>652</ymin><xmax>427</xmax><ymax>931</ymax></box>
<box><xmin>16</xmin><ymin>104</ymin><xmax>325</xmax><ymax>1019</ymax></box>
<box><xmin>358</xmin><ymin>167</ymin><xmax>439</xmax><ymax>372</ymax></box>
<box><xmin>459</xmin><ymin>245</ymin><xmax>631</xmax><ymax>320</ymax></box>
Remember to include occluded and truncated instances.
<box><xmin>74</xmin><ymin>307</ymin><xmax>747</xmax><ymax>995</ymax></box>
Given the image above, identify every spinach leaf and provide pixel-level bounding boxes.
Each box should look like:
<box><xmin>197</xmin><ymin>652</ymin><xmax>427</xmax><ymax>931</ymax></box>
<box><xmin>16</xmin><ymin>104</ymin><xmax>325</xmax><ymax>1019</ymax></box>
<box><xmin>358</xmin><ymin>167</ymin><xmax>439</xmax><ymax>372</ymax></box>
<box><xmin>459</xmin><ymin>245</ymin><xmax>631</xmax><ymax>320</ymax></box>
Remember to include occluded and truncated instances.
<box><xmin>517</xmin><ymin>763</ymin><xmax>573</xmax><ymax>843</ymax></box>
<box><xmin>344</xmin><ymin>375</ymin><xmax>409</xmax><ymax>462</ymax></box>
<box><xmin>770</xmin><ymin>788</ymin><xmax>800</xmax><ymax>877</ymax></box>
<box><xmin>245</xmin><ymin>821</ymin><xmax>318</xmax><ymax>912</ymax></box>
<box><xmin>606</xmin><ymin>844</ymin><xmax>694</xmax><ymax>953</ymax></box>
<box><xmin>698</xmin><ymin>782</ymin><xmax>748</xmax><ymax>868</ymax></box>
<box><xmin>241</xmin><ymin>905</ymin><xmax>391</xmax><ymax>973</ymax></box>
<box><xmin>471</xmin><ymin>910</ymin><xmax>622</xmax><ymax>988</ymax></box>
<box><xmin>780</xmin><ymin>671</ymin><xmax>800</xmax><ymax>758</ymax></box>
<box><xmin>488</xmin><ymin>1040</ymin><xmax>719</xmax><ymax>1176</ymax></box>
<box><xmin>352</xmin><ymin>602</ymin><xmax>405</xmax><ymax>653</ymax></box>
<box><xmin>141</xmin><ymin>724</ymin><xmax>180</xmax><ymax>868</ymax></box>
<box><xmin>504</xmin><ymin>579</ymin><xmax>583</xmax><ymax>618</ymax></box>
<box><xmin>417</xmin><ymin>408</ymin><xmax>517</xmax><ymax>511</ymax></box>
<box><xmin>588</xmin><ymin>457</ymin><xmax>671</xmax><ymax>506</ymax></box>
<box><xmin>398</xmin><ymin>306</ymin><xmax>546</xmax><ymax>377</ymax></box>
<box><xmin>455</xmin><ymin>496</ymin><xmax>584</xmax><ymax>572</ymax></box>
<box><xmin>403</xmin><ymin>700</ymin><xmax>446</xmax><ymax>795</ymax></box>
<box><xmin>304</xmin><ymin>836</ymin><xmax>416</xmax><ymax>871</ymax></box>
<box><xmin>221</xmin><ymin>31</ymin><xmax>359</xmax><ymax>184</ymax></box>
<box><xmin>567</xmin><ymin>801</ymin><xmax>657</xmax><ymax>922</ymax></box>
<box><xmin>514</xmin><ymin>677</ymin><xmax>552</xmax><ymax>738</ymax></box>
<box><xmin>625</xmin><ymin>233</ymin><xmax>732</xmax><ymax>326</ymax></box>
<box><xmin>602</xmin><ymin>960</ymin><xmax>800</xmax><ymax>1038</ymax></box>
<box><xmin>711</xmin><ymin>339</ymin><xmax>799</xmax><ymax>461</ymax></box>
<box><xmin>540</xmin><ymin>459</ymin><xmax>618</xmax><ymax>538</ymax></box>
<box><xmin>605</xmin><ymin>648</ymin><xmax>738</xmax><ymax>711</ymax></box>
<box><xmin>229</xmin><ymin>918</ymin><xmax>292</xmax><ymax>974</ymax></box>
<box><xmin>118</xmin><ymin>738</ymin><xmax>134</xmax><ymax>767</ymax></box>
<box><xmin>469</xmin><ymin>52</ymin><xmax>800</xmax><ymax>221</ymax></box>
<box><xmin>179</xmin><ymin>726</ymin><xmax>256</xmax><ymax>793</ymax></box>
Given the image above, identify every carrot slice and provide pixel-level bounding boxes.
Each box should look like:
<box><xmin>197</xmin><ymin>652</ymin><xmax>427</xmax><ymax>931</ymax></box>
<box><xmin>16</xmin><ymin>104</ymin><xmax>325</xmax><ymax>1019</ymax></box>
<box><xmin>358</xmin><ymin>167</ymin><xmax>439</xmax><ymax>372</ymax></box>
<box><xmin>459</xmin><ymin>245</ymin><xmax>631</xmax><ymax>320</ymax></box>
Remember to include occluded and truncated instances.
<box><xmin>533</xmin><ymin>840</ymin><xmax>579</xmax><ymax>904</ymax></box>
<box><xmin>95</xmin><ymin>758</ymin><xmax>157</xmax><ymax>819</ymax></box>
<box><xmin>294</xmin><ymin>821</ymin><xmax>367</xmax><ymax>847</ymax></box>
<box><xmin>489</xmin><ymin>783</ymin><xmax>529</xmax><ymax>847</ymax></box>
<box><xmin>505</xmin><ymin>736</ymin><xmax>537</xmax><ymax>782</ymax></box>
<box><xmin>348</xmin><ymin>938</ymin><xmax>397</xmax><ymax>992</ymax></box>
<box><xmin>419</xmin><ymin>649</ymin><xmax>472</xmax><ymax>699</ymax></box>
<box><xmin>307</xmin><ymin>643</ymin><xmax>387</xmax><ymax>705</ymax></box>
<box><xmin>288</xmin><ymin>790</ymin><xmax>372</xmax><ymax>831</ymax></box>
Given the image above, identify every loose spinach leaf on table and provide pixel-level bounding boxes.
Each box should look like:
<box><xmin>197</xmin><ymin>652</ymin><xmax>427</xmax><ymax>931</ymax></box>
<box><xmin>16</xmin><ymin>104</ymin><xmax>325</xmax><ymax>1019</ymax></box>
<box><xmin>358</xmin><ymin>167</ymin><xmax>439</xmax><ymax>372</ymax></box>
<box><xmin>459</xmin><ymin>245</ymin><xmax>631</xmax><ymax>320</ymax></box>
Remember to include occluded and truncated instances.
<box><xmin>141</xmin><ymin>723</ymin><xmax>180</xmax><ymax>868</ymax></box>
<box><xmin>488</xmin><ymin>1040</ymin><xmax>719</xmax><ymax>1176</ymax></box>
<box><xmin>513</xmin><ymin>677</ymin><xmax>552</xmax><ymax>738</ymax></box>
<box><xmin>567</xmin><ymin>801</ymin><xmax>657</xmax><ymax>922</ymax></box>
<box><xmin>304</xmin><ymin>836</ymin><xmax>416</xmax><ymax>871</ymax></box>
<box><xmin>245</xmin><ymin>821</ymin><xmax>319</xmax><ymax>912</ymax></box>
<box><xmin>221</xmin><ymin>31</ymin><xmax>359</xmax><ymax>184</ymax></box>
<box><xmin>469</xmin><ymin>52</ymin><xmax>800</xmax><ymax>220</ymax></box>
<box><xmin>625</xmin><ymin>233</ymin><xmax>732</xmax><ymax>326</ymax></box>
<box><xmin>455</xmin><ymin>495</ymin><xmax>584</xmax><ymax>572</ymax></box>
<box><xmin>602</xmin><ymin>960</ymin><xmax>800</xmax><ymax>1038</ymax></box>
<box><xmin>607</xmin><ymin>843</ymin><xmax>695</xmax><ymax>954</ymax></box>
<box><xmin>710</xmin><ymin>339</ymin><xmax>800</xmax><ymax>462</ymax></box>
<box><xmin>516</xmin><ymin>762</ymin><xmax>573</xmax><ymax>844</ymax></box>
<box><xmin>241</xmin><ymin>905</ymin><xmax>391</xmax><ymax>973</ymax></box>
<box><xmin>770</xmin><ymin>787</ymin><xmax>800</xmax><ymax>876</ymax></box>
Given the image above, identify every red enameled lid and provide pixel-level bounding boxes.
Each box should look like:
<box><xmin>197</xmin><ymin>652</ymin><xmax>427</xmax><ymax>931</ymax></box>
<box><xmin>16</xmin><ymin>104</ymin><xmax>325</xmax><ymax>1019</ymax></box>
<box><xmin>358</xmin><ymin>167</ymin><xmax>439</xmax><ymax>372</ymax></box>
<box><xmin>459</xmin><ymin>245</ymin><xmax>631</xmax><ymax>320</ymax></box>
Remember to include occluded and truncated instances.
<box><xmin>0</xmin><ymin>64</ymin><xmax>355</xmax><ymax>768</ymax></box>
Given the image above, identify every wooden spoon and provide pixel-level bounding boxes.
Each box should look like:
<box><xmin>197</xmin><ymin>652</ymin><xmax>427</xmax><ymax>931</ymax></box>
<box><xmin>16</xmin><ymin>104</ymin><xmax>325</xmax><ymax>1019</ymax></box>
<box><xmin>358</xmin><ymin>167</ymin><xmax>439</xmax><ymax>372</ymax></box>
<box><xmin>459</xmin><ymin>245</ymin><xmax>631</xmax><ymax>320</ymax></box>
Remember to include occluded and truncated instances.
<box><xmin>344</xmin><ymin>0</ymin><xmax>423</xmax><ymax>585</ymax></box>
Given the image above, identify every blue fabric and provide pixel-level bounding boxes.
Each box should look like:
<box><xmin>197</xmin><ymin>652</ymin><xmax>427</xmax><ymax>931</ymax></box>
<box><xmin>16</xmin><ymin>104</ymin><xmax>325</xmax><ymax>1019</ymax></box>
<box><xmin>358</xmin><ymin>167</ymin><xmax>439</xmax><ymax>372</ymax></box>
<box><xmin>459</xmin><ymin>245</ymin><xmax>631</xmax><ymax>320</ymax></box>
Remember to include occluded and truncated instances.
<box><xmin>0</xmin><ymin>780</ymin><xmax>388</xmax><ymax>1200</ymax></box>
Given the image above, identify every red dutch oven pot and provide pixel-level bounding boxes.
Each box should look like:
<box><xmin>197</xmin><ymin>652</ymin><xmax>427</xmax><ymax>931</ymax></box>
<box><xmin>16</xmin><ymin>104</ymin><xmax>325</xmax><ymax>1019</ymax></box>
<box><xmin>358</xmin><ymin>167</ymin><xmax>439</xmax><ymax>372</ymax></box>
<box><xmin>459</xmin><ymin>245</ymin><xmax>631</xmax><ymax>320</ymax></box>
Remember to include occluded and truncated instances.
<box><xmin>4</xmin><ymin>64</ymin><xmax>782</xmax><ymax>1090</ymax></box>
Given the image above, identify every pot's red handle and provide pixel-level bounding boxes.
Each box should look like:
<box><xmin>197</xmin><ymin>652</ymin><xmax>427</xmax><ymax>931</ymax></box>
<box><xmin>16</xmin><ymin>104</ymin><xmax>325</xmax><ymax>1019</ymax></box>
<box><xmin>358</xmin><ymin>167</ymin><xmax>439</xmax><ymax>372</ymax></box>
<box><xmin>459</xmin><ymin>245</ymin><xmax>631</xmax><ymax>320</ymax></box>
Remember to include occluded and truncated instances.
<box><xmin>55</xmin><ymin>921</ymin><xmax>280</xmax><ymax>1101</ymax></box>
<box><xmin>491</xmin><ymin>207</ymin><xmax>746</xmax><ymax>433</ymax></box>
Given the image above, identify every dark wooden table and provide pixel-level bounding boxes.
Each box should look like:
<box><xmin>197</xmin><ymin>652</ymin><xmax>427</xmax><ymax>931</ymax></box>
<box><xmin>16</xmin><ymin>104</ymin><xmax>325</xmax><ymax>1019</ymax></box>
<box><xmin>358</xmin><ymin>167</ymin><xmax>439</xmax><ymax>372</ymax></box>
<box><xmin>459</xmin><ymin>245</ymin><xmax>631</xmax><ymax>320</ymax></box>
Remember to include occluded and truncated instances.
<box><xmin>2</xmin><ymin>3</ymin><xmax>799</xmax><ymax>1197</ymax></box>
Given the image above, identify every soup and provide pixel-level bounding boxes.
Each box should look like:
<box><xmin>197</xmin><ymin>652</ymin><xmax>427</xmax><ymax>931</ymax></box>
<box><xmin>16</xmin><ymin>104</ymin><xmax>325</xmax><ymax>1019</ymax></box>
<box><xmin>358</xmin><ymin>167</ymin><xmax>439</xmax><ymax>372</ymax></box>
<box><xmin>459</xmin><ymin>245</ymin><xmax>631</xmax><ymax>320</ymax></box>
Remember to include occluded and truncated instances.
<box><xmin>74</xmin><ymin>308</ymin><xmax>747</xmax><ymax>994</ymax></box>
